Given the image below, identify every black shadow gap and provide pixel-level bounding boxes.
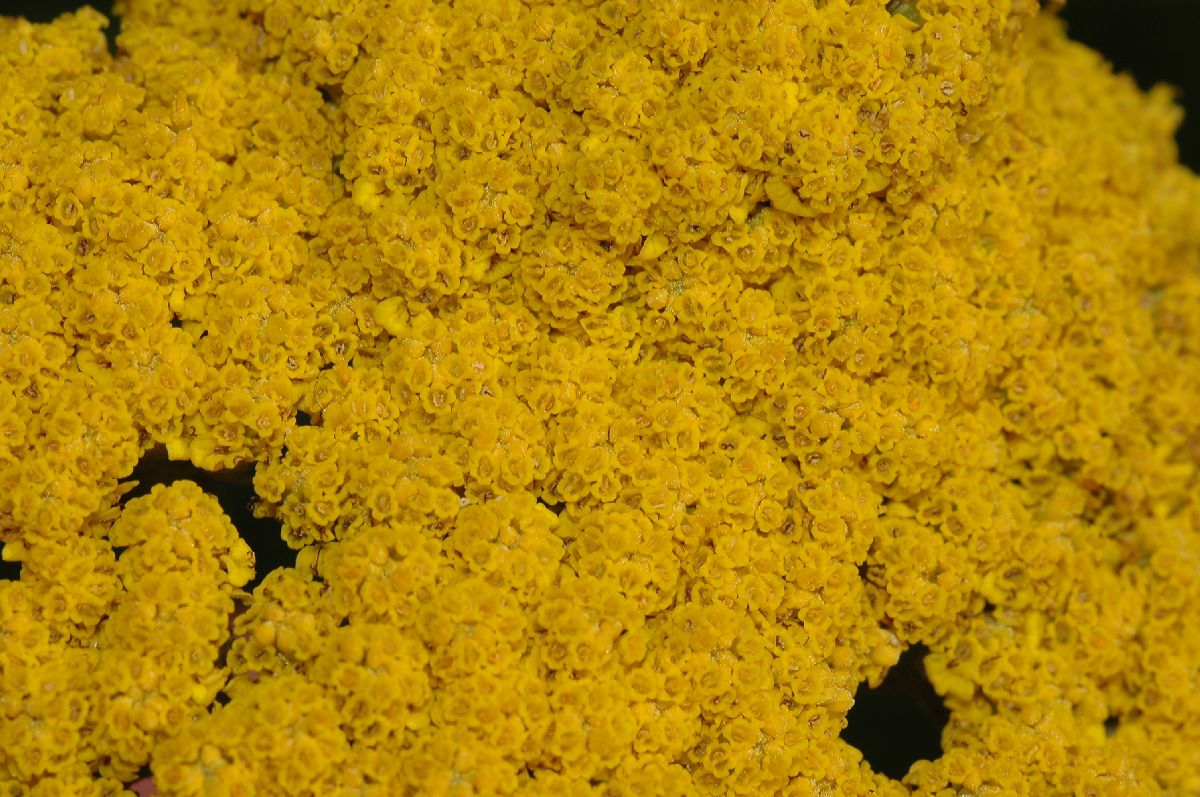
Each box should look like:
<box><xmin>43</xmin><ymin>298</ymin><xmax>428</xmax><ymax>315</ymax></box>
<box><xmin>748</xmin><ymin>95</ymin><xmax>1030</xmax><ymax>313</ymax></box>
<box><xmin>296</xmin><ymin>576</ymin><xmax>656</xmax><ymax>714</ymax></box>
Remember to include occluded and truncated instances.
<box><xmin>840</xmin><ymin>642</ymin><xmax>950</xmax><ymax>781</ymax></box>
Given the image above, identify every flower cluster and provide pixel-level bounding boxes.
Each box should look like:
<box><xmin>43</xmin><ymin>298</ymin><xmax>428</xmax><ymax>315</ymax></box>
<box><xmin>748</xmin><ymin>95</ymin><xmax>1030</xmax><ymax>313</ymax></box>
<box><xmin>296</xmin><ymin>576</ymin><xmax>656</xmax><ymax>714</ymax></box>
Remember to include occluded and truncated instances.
<box><xmin>0</xmin><ymin>482</ymin><xmax>251</xmax><ymax>790</ymax></box>
<box><xmin>2</xmin><ymin>0</ymin><xmax>1200</xmax><ymax>794</ymax></box>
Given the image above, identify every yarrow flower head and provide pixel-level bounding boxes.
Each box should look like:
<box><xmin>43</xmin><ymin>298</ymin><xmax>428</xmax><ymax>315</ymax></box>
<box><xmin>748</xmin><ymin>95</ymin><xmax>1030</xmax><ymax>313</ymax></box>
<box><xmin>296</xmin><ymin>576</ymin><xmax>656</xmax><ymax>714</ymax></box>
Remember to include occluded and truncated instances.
<box><xmin>1</xmin><ymin>1</ymin><xmax>1200</xmax><ymax>795</ymax></box>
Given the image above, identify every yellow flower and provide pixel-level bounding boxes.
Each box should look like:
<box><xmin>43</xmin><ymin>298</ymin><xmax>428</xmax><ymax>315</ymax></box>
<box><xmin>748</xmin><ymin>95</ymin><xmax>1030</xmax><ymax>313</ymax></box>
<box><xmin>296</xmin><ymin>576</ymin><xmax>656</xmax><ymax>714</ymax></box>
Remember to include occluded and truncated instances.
<box><xmin>3</xmin><ymin>0</ymin><xmax>1200</xmax><ymax>792</ymax></box>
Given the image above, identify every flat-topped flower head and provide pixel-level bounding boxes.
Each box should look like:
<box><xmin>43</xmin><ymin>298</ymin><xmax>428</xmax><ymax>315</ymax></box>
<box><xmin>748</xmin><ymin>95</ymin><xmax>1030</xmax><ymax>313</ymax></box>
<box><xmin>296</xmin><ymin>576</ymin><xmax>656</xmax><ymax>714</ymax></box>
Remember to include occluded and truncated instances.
<box><xmin>1</xmin><ymin>0</ymin><xmax>1199</xmax><ymax>793</ymax></box>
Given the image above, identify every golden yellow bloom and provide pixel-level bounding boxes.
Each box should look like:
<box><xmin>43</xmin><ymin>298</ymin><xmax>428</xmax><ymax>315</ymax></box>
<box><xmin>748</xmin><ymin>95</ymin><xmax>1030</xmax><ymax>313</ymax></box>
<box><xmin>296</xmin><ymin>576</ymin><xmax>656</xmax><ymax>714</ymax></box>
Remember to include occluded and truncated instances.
<box><xmin>1</xmin><ymin>0</ymin><xmax>1199</xmax><ymax>793</ymax></box>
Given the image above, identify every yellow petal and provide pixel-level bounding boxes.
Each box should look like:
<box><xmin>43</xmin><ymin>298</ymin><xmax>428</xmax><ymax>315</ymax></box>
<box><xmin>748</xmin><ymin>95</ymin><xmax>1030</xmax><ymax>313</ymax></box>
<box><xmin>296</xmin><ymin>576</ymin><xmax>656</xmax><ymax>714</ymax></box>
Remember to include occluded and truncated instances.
<box><xmin>765</xmin><ymin>177</ymin><xmax>816</xmax><ymax>217</ymax></box>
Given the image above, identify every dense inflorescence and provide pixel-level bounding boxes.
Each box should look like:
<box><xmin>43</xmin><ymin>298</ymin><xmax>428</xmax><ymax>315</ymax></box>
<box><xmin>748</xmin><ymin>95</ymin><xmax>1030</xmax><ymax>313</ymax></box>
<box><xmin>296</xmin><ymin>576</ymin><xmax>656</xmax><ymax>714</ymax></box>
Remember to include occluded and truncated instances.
<box><xmin>2</xmin><ymin>1</ymin><xmax>1199</xmax><ymax>794</ymax></box>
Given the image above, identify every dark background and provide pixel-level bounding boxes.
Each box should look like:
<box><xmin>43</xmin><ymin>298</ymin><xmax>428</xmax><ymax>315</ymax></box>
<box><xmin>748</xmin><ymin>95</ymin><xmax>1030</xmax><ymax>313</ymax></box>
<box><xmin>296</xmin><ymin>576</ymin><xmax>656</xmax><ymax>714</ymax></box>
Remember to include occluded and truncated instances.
<box><xmin>2</xmin><ymin>1</ymin><xmax>1197</xmax><ymax>169</ymax></box>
